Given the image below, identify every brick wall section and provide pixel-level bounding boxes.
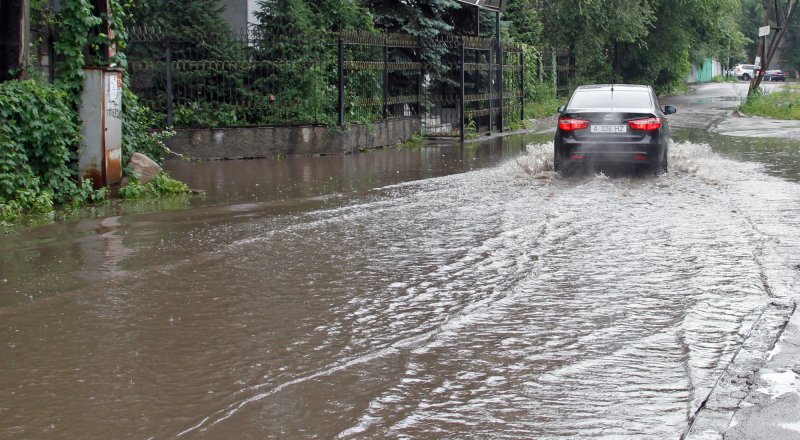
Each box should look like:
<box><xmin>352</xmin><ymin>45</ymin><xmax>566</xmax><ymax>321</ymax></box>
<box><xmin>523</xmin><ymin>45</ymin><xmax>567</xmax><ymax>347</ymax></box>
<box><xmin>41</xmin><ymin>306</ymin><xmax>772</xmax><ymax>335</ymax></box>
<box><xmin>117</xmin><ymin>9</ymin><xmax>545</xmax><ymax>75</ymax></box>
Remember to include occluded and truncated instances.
<box><xmin>165</xmin><ymin>117</ymin><xmax>422</xmax><ymax>160</ymax></box>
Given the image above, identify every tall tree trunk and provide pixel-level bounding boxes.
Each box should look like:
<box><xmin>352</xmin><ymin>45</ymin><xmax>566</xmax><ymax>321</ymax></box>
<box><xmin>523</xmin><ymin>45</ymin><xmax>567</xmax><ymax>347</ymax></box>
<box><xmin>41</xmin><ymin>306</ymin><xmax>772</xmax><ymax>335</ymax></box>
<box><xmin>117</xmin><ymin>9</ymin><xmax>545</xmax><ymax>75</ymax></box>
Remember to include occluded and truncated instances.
<box><xmin>0</xmin><ymin>0</ymin><xmax>31</xmax><ymax>81</ymax></box>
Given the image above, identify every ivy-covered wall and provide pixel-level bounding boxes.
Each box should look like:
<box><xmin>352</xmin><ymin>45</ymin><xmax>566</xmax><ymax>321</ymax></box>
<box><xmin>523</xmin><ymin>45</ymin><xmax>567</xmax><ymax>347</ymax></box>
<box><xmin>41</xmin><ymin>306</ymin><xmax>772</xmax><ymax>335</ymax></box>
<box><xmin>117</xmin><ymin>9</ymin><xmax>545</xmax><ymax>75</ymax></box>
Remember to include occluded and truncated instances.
<box><xmin>0</xmin><ymin>0</ymin><xmax>174</xmax><ymax>226</ymax></box>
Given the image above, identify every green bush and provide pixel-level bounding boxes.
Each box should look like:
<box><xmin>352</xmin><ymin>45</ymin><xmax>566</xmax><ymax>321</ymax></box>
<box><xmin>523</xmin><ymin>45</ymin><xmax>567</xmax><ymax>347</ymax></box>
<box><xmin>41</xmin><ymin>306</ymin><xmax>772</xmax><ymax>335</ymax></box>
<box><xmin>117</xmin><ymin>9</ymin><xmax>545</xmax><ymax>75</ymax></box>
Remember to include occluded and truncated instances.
<box><xmin>119</xmin><ymin>172</ymin><xmax>192</xmax><ymax>200</ymax></box>
<box><xmin>122</xmin><ymin>89</ymin><xmax>176</xmax><ymax>165</ymax></box>
<box><xmin>0</xmin><ymin>80</ymin><xmax>101</xmax><ymax>224</ymax></box>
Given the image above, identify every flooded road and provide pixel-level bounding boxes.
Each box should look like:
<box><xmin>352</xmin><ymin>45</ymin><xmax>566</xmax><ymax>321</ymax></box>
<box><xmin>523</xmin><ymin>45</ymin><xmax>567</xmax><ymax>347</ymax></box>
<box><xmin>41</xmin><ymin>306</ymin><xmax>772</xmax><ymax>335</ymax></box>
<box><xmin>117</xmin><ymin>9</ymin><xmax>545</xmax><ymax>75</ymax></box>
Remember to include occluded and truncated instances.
<box><xmin>2</xmin><ymin>83</ymin><xmax>800</xmax><ymax>439</ymax></box>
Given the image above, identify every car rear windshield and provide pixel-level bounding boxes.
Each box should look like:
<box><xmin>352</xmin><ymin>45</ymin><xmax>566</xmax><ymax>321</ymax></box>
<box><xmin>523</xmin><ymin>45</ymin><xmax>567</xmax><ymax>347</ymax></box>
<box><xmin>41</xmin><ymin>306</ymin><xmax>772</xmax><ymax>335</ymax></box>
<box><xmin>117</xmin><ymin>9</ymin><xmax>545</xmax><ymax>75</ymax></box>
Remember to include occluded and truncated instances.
<box><xmin>569</xmin><ymin>90</ymin><xmax>652</xmax><ymax>109</ymax></box>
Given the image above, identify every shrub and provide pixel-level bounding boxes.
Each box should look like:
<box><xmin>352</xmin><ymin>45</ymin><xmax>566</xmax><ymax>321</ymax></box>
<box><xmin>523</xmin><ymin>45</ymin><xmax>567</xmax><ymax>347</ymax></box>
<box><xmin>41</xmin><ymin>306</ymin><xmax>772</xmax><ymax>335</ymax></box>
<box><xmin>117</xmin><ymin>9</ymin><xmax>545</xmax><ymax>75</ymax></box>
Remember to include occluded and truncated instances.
<box><xmin>119</xmin><ymin>172</ymin><xmax>192</xmax><ymax>199</ymax></box>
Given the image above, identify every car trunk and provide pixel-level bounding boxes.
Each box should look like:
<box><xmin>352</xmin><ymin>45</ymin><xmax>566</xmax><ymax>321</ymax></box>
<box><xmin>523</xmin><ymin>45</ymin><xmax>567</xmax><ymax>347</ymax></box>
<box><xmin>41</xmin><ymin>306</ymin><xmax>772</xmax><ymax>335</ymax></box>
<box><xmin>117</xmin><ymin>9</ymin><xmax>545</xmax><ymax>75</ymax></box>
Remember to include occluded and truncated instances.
<box><xmin>565</xmin><ymin>111</ymin><xmax>657</xmax><ymax>142</ymax></box>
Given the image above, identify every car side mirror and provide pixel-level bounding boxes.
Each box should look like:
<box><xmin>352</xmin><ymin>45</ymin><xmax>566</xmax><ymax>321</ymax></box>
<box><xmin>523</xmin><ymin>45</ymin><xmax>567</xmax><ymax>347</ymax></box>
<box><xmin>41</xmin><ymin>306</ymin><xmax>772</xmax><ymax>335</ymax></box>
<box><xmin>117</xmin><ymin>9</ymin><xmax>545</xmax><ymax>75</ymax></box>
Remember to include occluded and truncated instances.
<box><xmin>557</xmin><ymin>106</ymin><xmax>565</xmax><ymax>114</ymax></box>
<box><xmin>663</xmin><ymin>105</ymin><xmax>677</xmax><ymax>115</ymax></box>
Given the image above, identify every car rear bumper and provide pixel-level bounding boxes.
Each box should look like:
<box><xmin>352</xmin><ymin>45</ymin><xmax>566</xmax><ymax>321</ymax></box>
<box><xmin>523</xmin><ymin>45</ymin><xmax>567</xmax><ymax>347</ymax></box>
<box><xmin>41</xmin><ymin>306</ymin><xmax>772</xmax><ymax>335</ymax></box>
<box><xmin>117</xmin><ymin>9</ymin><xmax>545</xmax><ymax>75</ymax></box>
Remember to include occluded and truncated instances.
<box><xmin>556</xmin><ymin>140</ymin><xmax>665</xmax><ymax>166</ymax></box>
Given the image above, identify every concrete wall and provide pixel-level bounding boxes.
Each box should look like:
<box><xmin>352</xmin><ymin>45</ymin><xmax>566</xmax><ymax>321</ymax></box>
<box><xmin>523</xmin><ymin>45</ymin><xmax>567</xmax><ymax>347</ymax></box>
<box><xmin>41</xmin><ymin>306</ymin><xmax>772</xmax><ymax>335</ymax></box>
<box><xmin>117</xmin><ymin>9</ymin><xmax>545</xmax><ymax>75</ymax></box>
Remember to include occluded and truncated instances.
<box><xmin>218</xmin><ymin>0</ymin><xmax>259</xmax><ymax>31</ymax></box>
<box><xmin>165</xmin><ymin>117</ymin><xmax>422</xmax><ymax>160</ymax></box>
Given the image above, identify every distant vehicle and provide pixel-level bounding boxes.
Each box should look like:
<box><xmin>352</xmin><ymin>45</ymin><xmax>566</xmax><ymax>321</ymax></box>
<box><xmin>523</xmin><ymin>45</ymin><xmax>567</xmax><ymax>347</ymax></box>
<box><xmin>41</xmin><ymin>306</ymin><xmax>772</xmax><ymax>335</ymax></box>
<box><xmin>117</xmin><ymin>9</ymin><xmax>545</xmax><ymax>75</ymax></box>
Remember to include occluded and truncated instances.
<box><xmin>554</xmin><ymin>84</ymin><xmax>677</xmax><ymax>175</ymax></box>
<box><xmin>731</xmin><ymin>64</ymin><xmax>760</xmax><ymax>81</ymax></box>
<box><xmin>764</xmin><ymin>69</ymin><xmax>787</xmax><ymax>81</ymax></box>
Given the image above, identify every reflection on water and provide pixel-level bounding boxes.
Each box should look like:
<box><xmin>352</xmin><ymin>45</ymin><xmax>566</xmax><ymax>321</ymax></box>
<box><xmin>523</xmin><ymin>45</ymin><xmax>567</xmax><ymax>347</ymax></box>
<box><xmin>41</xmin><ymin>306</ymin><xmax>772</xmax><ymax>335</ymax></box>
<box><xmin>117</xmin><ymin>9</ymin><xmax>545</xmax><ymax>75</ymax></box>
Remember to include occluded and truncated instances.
<box><xmin>674</xmin><ymin>128</ymin><xmax>800</xmax><ymax>182</ymax></box>
<box><xmin>165</xmin><ymin>133</ymin><xmax>552</xmax><ymax>209</ymax></box>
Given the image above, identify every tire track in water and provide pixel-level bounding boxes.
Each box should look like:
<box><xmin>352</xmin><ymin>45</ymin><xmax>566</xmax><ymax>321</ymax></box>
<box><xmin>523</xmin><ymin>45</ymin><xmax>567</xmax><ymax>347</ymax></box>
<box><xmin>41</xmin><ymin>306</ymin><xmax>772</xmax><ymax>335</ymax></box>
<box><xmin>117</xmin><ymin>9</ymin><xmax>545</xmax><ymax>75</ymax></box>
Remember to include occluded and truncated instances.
<box><xmin>177</xmin><ymin>141</ymin><xmax>799</xmax><ymax>439</ymax></box>
<box><xmin>177</xmin><ymin>166</ymin><xmax>558</xmax><ymax>436</ymax></box>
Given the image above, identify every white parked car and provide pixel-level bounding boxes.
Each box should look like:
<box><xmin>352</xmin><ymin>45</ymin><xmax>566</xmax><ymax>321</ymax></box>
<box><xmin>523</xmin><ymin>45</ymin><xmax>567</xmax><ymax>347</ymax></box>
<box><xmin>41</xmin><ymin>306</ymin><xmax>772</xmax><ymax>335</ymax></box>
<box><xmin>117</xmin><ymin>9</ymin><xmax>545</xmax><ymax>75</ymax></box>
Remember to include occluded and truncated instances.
<box><xmin>731</xmin><ymin>64</ymin><xmax>761</xmax><ymax>80</ymax></box>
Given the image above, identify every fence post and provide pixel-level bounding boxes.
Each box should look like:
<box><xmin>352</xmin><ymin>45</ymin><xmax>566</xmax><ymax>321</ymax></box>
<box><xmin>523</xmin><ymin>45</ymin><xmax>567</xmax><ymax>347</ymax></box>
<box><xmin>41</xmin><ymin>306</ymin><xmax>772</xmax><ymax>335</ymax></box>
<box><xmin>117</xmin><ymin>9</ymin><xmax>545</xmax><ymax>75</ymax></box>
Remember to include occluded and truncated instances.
<box><xmin>520</xmin><ymin>50</ymin><xmax>525</xmax><ymax>121</ymax></box>
<box><xmin>460</xmin><ymin>37</ymin><xmax>466</xmax><ymax>142</ymax></box>
<box><xmin>338</xmin><ymin>33</ymin><xmax>345</xmax><ymax>127</ymax></box>
<box><xmin>488</xmin><ymin>40</ymin><xmax>493</xmax><ymax>134</ymax></box>
<box><xmin>417</xmin><ymin>37</ymin><xmax>422</xmax><ymax>119</ymax></box>
<box><xmin>165</xmin><ymin>36</ymin><xmax>174</xmax><ymax>127</ymax></box>
<box><xmin>496</xmin><ymin>12</ymin><xmax>503</xmax><ymax>133</ymax></box>
<box><xmin>383</xmin><ymin>37</ymin><xmax>389</xmax><ymax>120</ymax></box>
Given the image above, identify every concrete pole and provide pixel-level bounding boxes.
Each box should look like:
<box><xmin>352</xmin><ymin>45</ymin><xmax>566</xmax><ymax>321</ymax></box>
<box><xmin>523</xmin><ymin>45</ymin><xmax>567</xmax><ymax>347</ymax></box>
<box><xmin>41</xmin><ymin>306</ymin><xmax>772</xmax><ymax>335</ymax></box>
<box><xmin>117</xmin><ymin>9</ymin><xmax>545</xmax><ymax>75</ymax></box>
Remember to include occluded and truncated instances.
<box><xmin>750</xmin><ymin>0</ymin><xmax>798</xmax><ymax>95</ymax></box>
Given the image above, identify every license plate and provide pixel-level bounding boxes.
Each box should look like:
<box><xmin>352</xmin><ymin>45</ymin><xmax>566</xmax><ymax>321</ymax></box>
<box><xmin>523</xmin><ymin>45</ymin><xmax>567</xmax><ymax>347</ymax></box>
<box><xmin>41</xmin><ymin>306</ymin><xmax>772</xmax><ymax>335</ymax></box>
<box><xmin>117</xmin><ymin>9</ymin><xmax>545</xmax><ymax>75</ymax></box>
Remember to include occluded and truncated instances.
<box><xmin>591</xmin><ymin>124</ymin><xmax>627</xmax><ymax>134</ymax></box>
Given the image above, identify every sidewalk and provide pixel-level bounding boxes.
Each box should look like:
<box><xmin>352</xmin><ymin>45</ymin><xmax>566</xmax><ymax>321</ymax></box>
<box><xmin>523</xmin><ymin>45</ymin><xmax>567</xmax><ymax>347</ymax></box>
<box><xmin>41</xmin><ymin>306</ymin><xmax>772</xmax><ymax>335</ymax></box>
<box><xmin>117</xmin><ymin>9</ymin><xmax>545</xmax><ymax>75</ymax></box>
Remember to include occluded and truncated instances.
<box><xmin>685</xmin><ymin>300</ymin><xmax>800</xmax><ymax>439</ymax></box>
<box><xmin>725</xmin><ymin>306</ymin><xmax>800</xmax><ymax>439</ymax></box>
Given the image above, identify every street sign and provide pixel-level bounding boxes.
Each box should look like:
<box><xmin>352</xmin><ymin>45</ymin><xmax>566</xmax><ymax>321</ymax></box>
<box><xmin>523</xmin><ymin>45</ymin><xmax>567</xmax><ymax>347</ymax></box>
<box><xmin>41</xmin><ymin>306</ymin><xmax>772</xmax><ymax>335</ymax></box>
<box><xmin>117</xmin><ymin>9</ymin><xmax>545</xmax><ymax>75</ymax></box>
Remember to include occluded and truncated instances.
<box><xmin>759</xmin><ymin>26</ymin><xmax>771</xmax><ymax>37</ymax></box>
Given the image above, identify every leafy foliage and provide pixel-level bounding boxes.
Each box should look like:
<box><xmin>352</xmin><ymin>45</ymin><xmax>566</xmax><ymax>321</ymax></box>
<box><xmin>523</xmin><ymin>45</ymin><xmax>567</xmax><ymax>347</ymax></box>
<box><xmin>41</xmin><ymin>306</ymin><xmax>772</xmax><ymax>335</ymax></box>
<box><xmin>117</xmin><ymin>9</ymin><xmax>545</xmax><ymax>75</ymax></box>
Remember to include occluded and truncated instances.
<box><xmin>118</xmin><ymin>172</ymin><xmax>191</xmax><ymax>199</ymax></box>
<box><xmin>53</xmin><ymin>0</ymin><xmax>102</xmax><ymax>107</ymax></box>
<box><xmin>122</xmin><ymin>89</ymin><xmax>176</xmax><ymax>164</ymax></box>
<box><xmin>0</xmin><ymin>80</ymin><xmax>102</xmax><ymax>224</ymax></box>
<box><xmin>537</xmin><ymin>0</ymin><xmax>746</xmax><ymax>93</ymax></box>
<box><xmin>505</xmin><ymin>0</ymin><xmax>542</xmax><ymax>47</ymax></box>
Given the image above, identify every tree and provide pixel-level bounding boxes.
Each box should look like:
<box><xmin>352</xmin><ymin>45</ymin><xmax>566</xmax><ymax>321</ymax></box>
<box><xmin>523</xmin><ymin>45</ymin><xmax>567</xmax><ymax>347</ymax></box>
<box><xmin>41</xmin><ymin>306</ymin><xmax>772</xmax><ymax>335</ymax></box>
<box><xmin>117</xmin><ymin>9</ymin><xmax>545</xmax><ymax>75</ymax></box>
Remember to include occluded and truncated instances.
<box><xmin>540</xmin><ymin>0</ymin><xmax>655</xmax><ymax>85</ymax></box>
<box><xmin>505</xmin><ymin>0</ymin><xmax>541</xmax><ymax>46</ymax></box>
<box><xmin>537</xmin><ymin>0</ymin><xmax>746</xmax><ymax>92</ymax></box>
<box><xmin>363</xmin><ymin>0</ymin><xmax>460</xmax><ymax>38</ymax></box>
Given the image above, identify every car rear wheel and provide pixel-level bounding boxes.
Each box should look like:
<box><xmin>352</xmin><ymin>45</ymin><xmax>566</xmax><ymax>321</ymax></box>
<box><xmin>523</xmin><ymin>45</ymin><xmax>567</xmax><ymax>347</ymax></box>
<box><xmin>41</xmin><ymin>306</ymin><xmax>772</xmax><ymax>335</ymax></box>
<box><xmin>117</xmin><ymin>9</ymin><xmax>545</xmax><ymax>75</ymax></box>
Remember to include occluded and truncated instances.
<box><xmin>652</xmin><ymin>152</ymin><xmax>668</xmax><ymax>175</ymax></box>
<box><xmin>742</xmin><ymin>73</ymin><xmax>751</xmax><ymax>81</ymax></box>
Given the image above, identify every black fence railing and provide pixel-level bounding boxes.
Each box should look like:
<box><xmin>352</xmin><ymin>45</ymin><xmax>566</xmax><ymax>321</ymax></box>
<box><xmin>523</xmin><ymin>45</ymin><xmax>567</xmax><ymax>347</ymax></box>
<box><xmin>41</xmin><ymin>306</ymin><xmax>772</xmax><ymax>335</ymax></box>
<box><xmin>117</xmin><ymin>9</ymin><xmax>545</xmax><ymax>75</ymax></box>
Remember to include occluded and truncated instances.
<box><xmin>127</xmin><ymin>27</ymin><xmax>574</xmax><ymax>139</ymax></box>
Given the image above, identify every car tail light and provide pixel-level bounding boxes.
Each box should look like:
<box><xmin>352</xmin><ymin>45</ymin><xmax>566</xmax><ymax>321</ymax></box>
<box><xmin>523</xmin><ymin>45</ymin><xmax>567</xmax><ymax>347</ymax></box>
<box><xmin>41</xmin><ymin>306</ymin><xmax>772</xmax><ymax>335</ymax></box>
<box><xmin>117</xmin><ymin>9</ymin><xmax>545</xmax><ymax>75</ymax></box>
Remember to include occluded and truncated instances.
<box><xmin>558</xmin><ymin>117</ymin><xmax>590</xmax><ymax>131</ymax></box>
<box><xmin>628</xmin><ymin>117</ymin><xmax>662</xmax><ymax>131</ymax></box>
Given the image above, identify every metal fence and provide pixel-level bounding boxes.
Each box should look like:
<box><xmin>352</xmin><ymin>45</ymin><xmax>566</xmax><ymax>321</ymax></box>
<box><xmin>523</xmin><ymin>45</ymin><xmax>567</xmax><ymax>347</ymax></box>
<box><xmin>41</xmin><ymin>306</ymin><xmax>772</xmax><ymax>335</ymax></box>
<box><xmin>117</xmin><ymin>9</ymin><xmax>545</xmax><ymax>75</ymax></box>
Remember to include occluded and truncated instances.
<box><xmin>127</xmin><ymin>27</ymin><xmax>573</xmax><ymax>139</ymax></box>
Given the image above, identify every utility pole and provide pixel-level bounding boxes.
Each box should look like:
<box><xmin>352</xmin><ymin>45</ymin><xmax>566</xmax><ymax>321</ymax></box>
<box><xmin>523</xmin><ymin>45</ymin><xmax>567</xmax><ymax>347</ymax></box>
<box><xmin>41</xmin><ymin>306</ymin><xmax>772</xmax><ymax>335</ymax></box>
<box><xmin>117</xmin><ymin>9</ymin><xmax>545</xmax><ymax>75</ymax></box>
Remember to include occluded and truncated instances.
<box><xmin>0</xmin><ymin>0</ymin><xmax>31</xmax><ymax>82</ymax></box>
<box><xmin>749</xmin><ymin>0</ymin><xmax>799</xmax><ymax>96</ymax></box>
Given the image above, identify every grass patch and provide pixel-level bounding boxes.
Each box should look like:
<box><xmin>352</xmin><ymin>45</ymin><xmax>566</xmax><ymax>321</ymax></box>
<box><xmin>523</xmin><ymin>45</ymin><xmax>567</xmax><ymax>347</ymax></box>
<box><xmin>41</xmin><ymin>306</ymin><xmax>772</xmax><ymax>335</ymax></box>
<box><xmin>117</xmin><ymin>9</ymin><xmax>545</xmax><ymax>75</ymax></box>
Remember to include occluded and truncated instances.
<box><xmin>398</xmin><ymin>133</ymin><xmax>427</xmax><ymax>148</ymax></box>
<box><xmin>740</xmin><ymin>85</ymin><xmax>800</xmax><ymax>120</ymax></box>
<box><xmin>525</xmin><ymin>96</ymin><xmax>566</xmax><ymax>119</ymax></box>
<box><xmin>119</xmin><ymin>172</ymin><xmax>192</xmax><ymax>200</ymax></box>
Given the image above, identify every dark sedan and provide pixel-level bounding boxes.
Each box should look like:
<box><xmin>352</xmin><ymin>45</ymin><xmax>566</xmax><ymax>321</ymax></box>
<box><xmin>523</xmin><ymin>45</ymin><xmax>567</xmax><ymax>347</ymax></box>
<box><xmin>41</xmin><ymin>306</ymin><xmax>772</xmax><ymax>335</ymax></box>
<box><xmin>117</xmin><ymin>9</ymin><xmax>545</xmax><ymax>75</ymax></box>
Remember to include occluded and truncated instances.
<box><xmin>764</xmin><ymin>70</ymin><xmax>787</xmax><ymax>81</ymax></box>
<box><xmin>554</xmin><ymin>84</ymin><xmax>676</xmax><ymax>175</ymax></box>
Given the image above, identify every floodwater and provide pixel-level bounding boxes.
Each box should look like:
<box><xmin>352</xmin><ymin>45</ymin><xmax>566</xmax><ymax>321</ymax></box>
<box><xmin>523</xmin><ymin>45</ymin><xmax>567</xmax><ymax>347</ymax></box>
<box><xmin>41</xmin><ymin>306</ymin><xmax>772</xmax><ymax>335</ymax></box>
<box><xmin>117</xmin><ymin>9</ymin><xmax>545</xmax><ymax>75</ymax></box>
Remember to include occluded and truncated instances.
<box><xmin>2</xmin><ymin>83</ymin><xmax>800</xmax><ymax>439</ymax></box>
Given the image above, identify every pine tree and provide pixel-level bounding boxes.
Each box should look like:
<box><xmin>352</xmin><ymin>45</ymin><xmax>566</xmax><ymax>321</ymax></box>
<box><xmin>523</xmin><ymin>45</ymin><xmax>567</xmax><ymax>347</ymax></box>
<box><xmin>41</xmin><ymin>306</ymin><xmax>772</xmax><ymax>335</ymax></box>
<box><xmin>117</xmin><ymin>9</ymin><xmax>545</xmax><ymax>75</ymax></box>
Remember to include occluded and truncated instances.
<box><xmin>363</xmin><ymin>0</ymin><xmax>461</xmax><ymax>38</ymax></box>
